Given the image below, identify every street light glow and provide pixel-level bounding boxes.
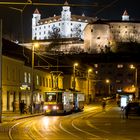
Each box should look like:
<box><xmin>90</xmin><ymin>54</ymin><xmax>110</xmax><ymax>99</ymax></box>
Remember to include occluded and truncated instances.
<box><xmin>88</xmin><ymin>68</ymin><xmax>92</xmax><ymax>73</ymax></box>
<box><xmin>74</xmin><ymin>62</ymin><xmax>78</xmax><ymax>67</ymax></box>
<box><xmin>106</xmin><ymin>79</ymin><xmax>110</xmax><ymax>84</ymax></box>
<box><xmin>130</xmin><ymin>64</ymin><xmax>136</xmax><ymax>69</ymax></box>
<box><xmin>34</xmin><ymin>42</ymin><xmax>39</xmax><ymax>48</ymax></box>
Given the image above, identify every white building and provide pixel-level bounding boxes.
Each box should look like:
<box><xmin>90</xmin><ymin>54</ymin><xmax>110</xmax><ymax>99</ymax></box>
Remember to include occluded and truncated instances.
<box><xmin>32</xmin><ymin>1</ymin><xmax>95</xmax><ymax>40</ymax></box>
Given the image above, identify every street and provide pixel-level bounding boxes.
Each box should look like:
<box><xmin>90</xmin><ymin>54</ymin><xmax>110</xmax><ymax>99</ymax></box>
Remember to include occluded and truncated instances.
<box><xmin>0</xmin><ymin>102</ymin><xmax>140</xmax><ymax>140</ymax></box>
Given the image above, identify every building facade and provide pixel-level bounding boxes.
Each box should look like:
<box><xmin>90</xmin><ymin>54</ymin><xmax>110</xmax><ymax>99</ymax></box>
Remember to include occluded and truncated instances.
<box><xmin>84</xmin><ymin>11</ymin><xmax>140</xmax><ymax>53</ymax></box>
<box><xmin>2</xmin><ymin>55</ymin><xmax>64</xmax><ymax>111</ymax></box>
<box><xmin>32</xmin><ymin>1</ymin><xmax>94</xmax><ymax>40</ymax></box>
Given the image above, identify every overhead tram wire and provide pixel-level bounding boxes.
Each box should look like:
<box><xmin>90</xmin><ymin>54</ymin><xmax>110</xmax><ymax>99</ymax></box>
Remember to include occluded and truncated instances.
<box><xmin>3</xmin><ymin>2</ymin><xmax>30</xmax><ymax>62</ymax></box>
<box><xmin>93</xmin><ymin>0</ymin><xmax>121</xmax><ymax>16</ymax></box>
<box><xmin>0</xmin><ymin>2</ymin><xmax>103</xmax><ymax>8</ymax></box>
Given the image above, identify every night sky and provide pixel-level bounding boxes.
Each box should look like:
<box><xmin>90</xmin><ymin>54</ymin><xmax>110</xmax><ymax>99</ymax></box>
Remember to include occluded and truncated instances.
<box><xmin>0</xmin><ymin>0</ymin><xmax>140</xmax><ymax>42</ymax></box>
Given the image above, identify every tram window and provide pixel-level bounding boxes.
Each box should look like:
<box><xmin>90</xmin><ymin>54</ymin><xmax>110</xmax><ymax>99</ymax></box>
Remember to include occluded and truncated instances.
<box><xmin>57</xmin><ymin>92</ymin><xmax>62</xmax><ymax>103</ymax></box>
<box><xmin>45</xmin><ymin>93</ymin><xmax>56</xmax><ymax>102</ymax></box>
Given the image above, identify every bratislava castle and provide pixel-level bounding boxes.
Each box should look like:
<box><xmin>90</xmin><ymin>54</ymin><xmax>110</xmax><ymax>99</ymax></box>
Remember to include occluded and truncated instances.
<box><xmin>31</xmin><ymin>1</ymin><xmax>140</xmax><ymax>53</ymax></box>
<box><xmin>32</xmin><ymin>1</ymin><xmax>95</xmax><ymax>40</ymax></box>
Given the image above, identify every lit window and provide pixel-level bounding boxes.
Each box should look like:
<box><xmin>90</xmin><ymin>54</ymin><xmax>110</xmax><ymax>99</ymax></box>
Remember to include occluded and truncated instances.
<box><xmin>95</xmin><ymin>71</ymin><xmax>98</xmax><ymax>74</ymax></box>
<box><xmin>94</xmin><ymin>64</ymin><xmax>98</xmax><ymax>68</ymax></box>
<box><xmin>28</xmin><ymin>73</ymin><xmax>31</xmax><ymax>83</ymax></box>
<box><xmin>117</xmin><ymin>64</ymin><xmax>123</xmax><ymax>68</ymax></box>
<box><xmin>36</xmin><ymin>75</ymin><xmax>39</xmax><ymax>85</ymax></box>
<box><xmin>24</xmin><ymin>72</ymin><xmax>27</xmax><ymax>83</ymax></box>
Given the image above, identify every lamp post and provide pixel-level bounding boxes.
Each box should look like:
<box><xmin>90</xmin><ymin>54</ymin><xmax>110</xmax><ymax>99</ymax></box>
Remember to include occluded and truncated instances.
<box><xmin>87</xmin><ymin>68</ymin><xmax>92</xmax><ymax>104</ymax></box>
<box><xmin>130</xmin><ymin>64</ymin><xmax>138</xmax><ymax>99</ymax></box>
<box><xmin>73</xmin><ymin>63</ymin><xmax>78</xmax><ymax>90</ymax></box>
<box><xmin>106</xmin><ymin>79</ymin><xmax>110</xmax><ymax>95</ymax></box>
<box><xmin>30</xmin><ymin>42</ymin><xmax>39</xmax><ymax>113</ymax></box>
<box><xmin>0</xmin><ymin>20</ymin><xmax>2</xmax><ymax>123</ymax></box>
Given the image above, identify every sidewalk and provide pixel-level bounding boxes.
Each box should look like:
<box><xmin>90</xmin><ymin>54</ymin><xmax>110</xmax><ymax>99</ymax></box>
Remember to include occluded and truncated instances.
<box><xmin>2</xmin><ymin>111</ymin><xmax>43</xmax><ymax>122</ymax></box>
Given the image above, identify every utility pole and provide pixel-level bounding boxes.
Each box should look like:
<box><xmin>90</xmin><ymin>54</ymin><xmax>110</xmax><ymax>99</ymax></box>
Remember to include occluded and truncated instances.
<box><xmin>0</xmin><ymin>19</ymin><xmax>2</xmax><ymax>123</ymax></box>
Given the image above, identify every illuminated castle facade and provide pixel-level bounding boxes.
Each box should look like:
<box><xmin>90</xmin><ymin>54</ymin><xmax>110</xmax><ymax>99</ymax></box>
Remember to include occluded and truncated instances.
<box><xmin>84</xmin><ymin>10</ymin><xmax>140</xmax><ymax>53</ymax></box>
<box><xmin>32</xmin><ymin>1</ymin><xmax>94</xmax><ymax>40</ymax></box>
<box><xmin>32</xmin><ymin>2</ymin><xmax>140</xmax><ymax>53</ymax></box>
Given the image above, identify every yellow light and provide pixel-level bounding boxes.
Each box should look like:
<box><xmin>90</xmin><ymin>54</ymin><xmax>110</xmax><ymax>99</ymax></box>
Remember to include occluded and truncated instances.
<box><xmin>130</xmin><ymin>64</ymin><xmax>135</xmax><ymax>69</ymax></box>
<box><xmin>88</xmin><ymin>68</ymin><xmax>92</xmax><ymax>73</ymax></box>
<box><xmin>34</xmin><ymin>42</ymin><xmax>39</xmax><ymax>48</ymax></box>
<box><xmin>106</xmin><ymin>79</ymin><xmax>110</xmax><ymax>84</ymax></box>
<box><xmin>74</xmin><ymin>62</ymin><xmax>78</xmax><ymax>67</ymax></box>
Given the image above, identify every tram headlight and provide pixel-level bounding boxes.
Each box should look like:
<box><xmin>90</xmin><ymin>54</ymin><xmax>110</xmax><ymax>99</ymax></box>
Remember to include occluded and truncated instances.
<box><xmin>43</xmin><ymin>106</ymin><xmax>48</xmax><ymax>110</ymax></box>
<box><xmin>52</xmin><ymin>106</ymin><xmax>59</xmax><ymax>110</ymax></box>
<box><xmin>53</xmin><ymin>106</ymin><xmax>57</xmax><ymax>110</ymax></box>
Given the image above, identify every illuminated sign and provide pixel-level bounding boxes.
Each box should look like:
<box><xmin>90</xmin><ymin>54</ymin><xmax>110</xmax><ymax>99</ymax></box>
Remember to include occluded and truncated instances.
<box><xmin>20</xmin><ymin>84</ymin><xmax>30</xmax><ymax>90</ymax></box>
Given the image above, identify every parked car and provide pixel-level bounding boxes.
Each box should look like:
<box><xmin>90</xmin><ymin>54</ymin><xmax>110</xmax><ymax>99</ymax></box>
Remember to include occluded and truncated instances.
<box><xmin>126</xmin><ymin>102</ymin><xmax>140</xmax><ymax>116</ymax></box>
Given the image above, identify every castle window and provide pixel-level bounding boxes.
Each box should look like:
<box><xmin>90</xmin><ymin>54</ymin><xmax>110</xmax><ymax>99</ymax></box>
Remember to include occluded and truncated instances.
<box><xmin>44</xmin><ymin>31</ymin><xmax>46</xmax><ymax>34</ymax></box>
<box><xmin>44</xmin><ymin>26</ymin><xmax>46</xmax><ymax>29</ymax></box>
<box><xmin>71</xmin><ymin>23</ymin><xmax>73</xmax><ymax>25</ymax></box>
<box><xmin>133</xmin><ymin>26</ymin><xmax>136</xmax><ymax>28</ymax></box>
<box><xmin>125</xmin><ymin>26</ymin><xmax>127</xmax><ymax>28</ymax></box>
<box><xmin>91</xmin><ymin>29</ymin><xmax>93</xmax><ymax>32</ymax></box>
<box><xmin>125</xmin><ymin>31</ymin><xmax>127</xmax><ymax>33</ymax></box>
<box><xmin>39</xmin><ymin>27</ymin><xmax>41</xmax><ymax>29</ymax></box>
<box><xmin>97</xmin><ymin>36</ymin><xmax>100</xmax><ymax>39</ymax></box>
<box><xmin>119</xmin><ymin>26</ymin><xmax>120</xmax><ymax>28</ymax></box>
<box><xmin>39</xmin><ymin>32</ymin><xmax>41</xmax><ymax>35</ymax></box>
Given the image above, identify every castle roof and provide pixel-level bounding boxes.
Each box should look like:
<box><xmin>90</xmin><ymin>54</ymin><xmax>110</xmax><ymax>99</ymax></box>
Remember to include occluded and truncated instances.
<box><xmin>123</xmin><ymin>10</ymin><xmax>129</xmax><ymax>16</ymax></box>
<box><xmin>64</xmin><ymin>1</ymin><xmax>69</xmax><ymax>6</ymax></box>
<box><xmin>34</xmin><ymin>8</ymin><xmax>40</xmax><ymax>14</ymax></box>
<box><xmin>38</xmin><ymin>14</ymin><xmax>95</xmax><ymax>24</ymax></box>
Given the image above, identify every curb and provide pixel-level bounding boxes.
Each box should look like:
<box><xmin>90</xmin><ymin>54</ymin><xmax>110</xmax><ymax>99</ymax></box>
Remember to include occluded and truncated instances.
<box><xmin>3</xmin><ymin>113</ymin><xmax>44</xmax><ymax>122</ymax></box>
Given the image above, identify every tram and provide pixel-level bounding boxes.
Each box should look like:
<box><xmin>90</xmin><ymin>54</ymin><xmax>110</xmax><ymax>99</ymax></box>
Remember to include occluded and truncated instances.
<box><xmin>43</xmin><ymin>90</ymin><xmax>85</xmax><ymax>115</ymax></box>
<box><xmin>43</xmin><ymin>90</ymin><xmax>74</xmax><ymax>115</ymax></box>
<box><xmin>72</xmin><ymin>91</ymin><xmax>85</xmax><ymax>112</ymax></box>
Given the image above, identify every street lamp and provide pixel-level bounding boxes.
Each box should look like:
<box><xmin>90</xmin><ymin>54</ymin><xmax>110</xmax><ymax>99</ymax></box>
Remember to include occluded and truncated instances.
<box><xmin>130</xmin><ymin>64</ymin><xmax>138</xmax><ymax>99</ymax></box>
<box><xmin>73</xmin><ymin>63</ymin><xmax>78</xmax><ymax>90</ymax></box>
<box><xmin>106</xmin><ymin>79</ymin><xmax>111</xmax><ymax>95</ymax></box>
<box><xmin>30</xmin><ymin>42</ymin><xmax>39</xmax><ymax>113</ymax></box>
<box><xmin>87</xmin><ymin>68</ymin><xmax>92</xmax><ymax>104</ymax></box>
<box><xmin>0</xmin><ymin>20</ymin><xmax>2</xmax><ymax>123</ymax></box>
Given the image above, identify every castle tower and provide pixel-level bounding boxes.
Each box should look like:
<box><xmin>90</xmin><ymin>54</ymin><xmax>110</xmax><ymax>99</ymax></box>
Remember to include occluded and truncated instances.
<box><xmin>32</xmin><ymin>8</ymin><xmax>41</xmax><ymax>27</ymax></box>
<box><xmin>61</xmin><ymin>1</ymin><xmax>71</xmax><ymax>38</ymax></box>
<box><xmin>61</xmin><ymin>1</ymin><xmax>71</xmax><ymax>21</ymax></box>
<box><xmin>122</xmin><ymin>10</ymin><xmax>129</xmax><ymax>21</ymax></box>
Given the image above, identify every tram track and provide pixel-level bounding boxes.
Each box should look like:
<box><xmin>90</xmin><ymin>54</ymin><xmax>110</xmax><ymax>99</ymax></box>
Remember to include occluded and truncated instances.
<box><xmin>8</xmin><ymin>104</ymin><xmax>114</xmax><ymax>140</ymax></box>
<box><xmin>58</xmin><ymin>104</ymin><xmax>114</xmax><ymax>140</ymax></box>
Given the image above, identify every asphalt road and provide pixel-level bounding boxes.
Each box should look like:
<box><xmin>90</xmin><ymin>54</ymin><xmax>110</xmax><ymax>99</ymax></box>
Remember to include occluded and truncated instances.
<box><xmin>0</xmin><ymin>103</ymin><xmax>140</xmax><ymax>140</ymax></box>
